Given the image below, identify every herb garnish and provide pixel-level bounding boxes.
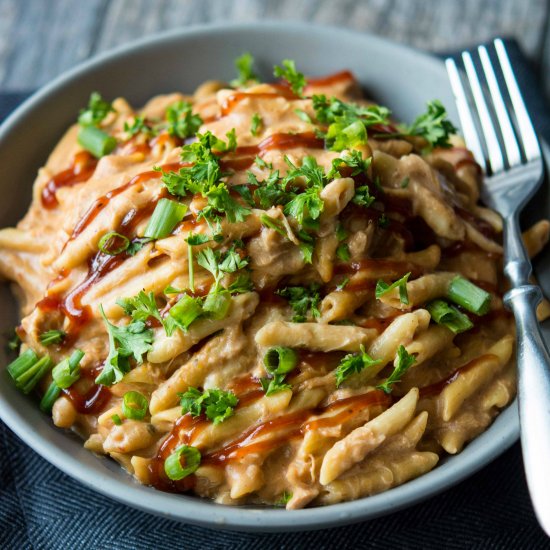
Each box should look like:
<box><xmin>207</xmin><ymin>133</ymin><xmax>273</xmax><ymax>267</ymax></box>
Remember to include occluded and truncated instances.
<box><xmin>250</xmin><ymin>113</ymin><xmax>263</xmax><ymax>136</ymax></box>
<box><xmin>273</xmin><ymin>60</ymin><xmax>306</xmax><ymax>96</ymax></box>
<box><xmin>179</xmin><ymin>387</ymin><xmax>238</xmax><ymax>424</ymax></box>
<box><xmin>376</xmin><ymin>345</ymin><xmax>416</xmax><ymax>393</ymax></box>
<box><xmin>231</xmin><ymin>52</ymin><xmax>258</xmax><ymax>88</ymax></box>
<box><xmin>277</xmin><ymin>284</ymin><xmax>321</xmax><ymax>322</ymax></box>
<box><xmin>96</xmin><ymin>305</ymin><xmax>154</xmax><ymax>386</ymax></box>
<box><xmin>165</xmin><ymin>101</ymin><xmax>203</xmax><ymax>139</ymax></box>
<box><xmin>334</xmin><ymin>345</ymin><xmax>383</xmax><ymax>387</ymax></box>
<box><xmin>375</xmin><ymin>272</ymin><xmax>411</xmax><ymax>305</ymax></box>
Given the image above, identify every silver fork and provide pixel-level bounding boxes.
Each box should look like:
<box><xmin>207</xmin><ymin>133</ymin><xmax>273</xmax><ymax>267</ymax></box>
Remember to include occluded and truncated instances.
<box><xmin>446</xmin><ymin>39</ymin><xmax>550</xmax><ymax>535</ymax></box>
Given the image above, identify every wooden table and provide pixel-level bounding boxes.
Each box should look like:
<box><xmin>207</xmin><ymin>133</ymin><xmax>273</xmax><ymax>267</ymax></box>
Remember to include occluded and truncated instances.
<box><xmin>1</xmin><ymin>0</ymin><xmax>549</xmax><ymax>97</ymax></box>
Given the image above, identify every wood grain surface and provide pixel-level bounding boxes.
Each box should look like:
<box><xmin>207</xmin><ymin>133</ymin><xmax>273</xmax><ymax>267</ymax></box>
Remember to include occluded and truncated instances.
<box><xmin>0</xmin><ymin>0</ymin><xmax>549</xmax><ymax>95</ymax></box>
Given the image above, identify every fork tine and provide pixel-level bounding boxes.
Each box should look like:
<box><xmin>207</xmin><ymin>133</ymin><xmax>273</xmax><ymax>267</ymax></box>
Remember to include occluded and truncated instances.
<box><xmin>478</xmin><ymin>45</ymin><xmax>522</xmax><ymax>167</ymax></box>
<box><xmin>494</xmin><ymin>38</ymin><xmax>541</xmax><ymax>161</ymax></box>
<box><xmin>445</xmin><ymin>58</ymin><xmax>485</xmax><ymax>169</ymax></box>
<box><xmin>462</xmin><ymin>51</ymin><xmax>504</xmax><ymax>173</ymax></box>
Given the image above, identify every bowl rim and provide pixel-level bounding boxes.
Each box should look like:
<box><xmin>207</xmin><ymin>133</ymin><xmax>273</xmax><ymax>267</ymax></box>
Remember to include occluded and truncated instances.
<box><xmin>0</xmin><ymin>20</ymin><xmax>520</xmax><ymax>532</ymax></box>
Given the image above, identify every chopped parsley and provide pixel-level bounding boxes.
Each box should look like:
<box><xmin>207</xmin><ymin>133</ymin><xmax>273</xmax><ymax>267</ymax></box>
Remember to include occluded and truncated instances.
<box><xmin>328</xmin><ymin>150</ymin><xmax>372</xmax><ymax>179</ymax></box>
<box><xmin>277</xmin><ymin>284</ymin><xmax>321</xmax><ymax>322</ymax></box>
<box><xmin>377</xmin><ymin>345</ymin><xmax>416</xmax><ymax>393</ymax></box>
<box><xmin>179</xmin><ymin>387</ymin><xmax>238</xmax><ymax>424</ymax></box>
<box><xmin>250</xmin><ymin>113</ymin><xmax>263</xmax><ymax>136</ymax></box>
<box><xmin>250</xmin><ymin>169</ymin><xmax>287</xmax><ymax>209</ymax></box>
<box><xmin>116</xmin><ymin>290</ymin><xmax>177</xmax><ymax>336</ymax></box>
<box><xmin>124</xmin><ymin>116</ymin><xmax>154</xmax><ymax>138</ymax></box>
<box><xmin>96</xmin><ymin>306</ymin><xmax>154</xmax><ymax>386</ymax></box>
<box><xmin>375</xmin><ymin>272</ymin><xmax>411</xmax><ymax>305</ymax></box>
<box><xmin>352</xmin><ymin>185</ymin><xmax>375</xmax><ymax>208</ymax></box>
<box><xmin>273</xmin><ymin>59</ymin><xmax>306</xmax><ymax>96</ymax></box>
<box><xmin>231</xmin><ymin>52</ymin><xmax>258</xmax><ymax>88</ymax></box>
<box><xmin>282</xmin><ymin>156</ymin><xmax>325</xmax><ymax>225</ymax></box>
<box><xmin>312</xmin><ymin>95</ymin><xmax>390</xmax><ymax>151</ymax></box>
<box><xmin>161</xmin><ymin>131</ymin><xmax>250</xmax><ymax>224</ymax></box>
<box><xmin>165</xmin><ymin>101</ymin><xmax>203</xmax><ymax>139</ymax></box>
<box><xmin>334</xmin><ymin>345</ymin><xmax>383</xmax><ymax>387</ymax></box>
<box><xmin>402</xmin><ymin>100</ymin><xmax>457</xmax><ymax>149</ymax></box>
<box><xmin>78</xmin><ymin>92</ymin><xmax>115</xmax><ymax>126</ymax></box>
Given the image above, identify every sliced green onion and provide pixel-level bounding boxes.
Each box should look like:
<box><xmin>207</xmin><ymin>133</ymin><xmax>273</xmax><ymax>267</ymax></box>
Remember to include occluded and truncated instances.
<box><xmin>39</xmin><ymin>381</ymin><xmax>61</xmax><ymax>412</ymax></box>
<box><xmin>122</xmin><ymin>391</ymin><xmax>149</xmax><ymax>420</ymax></box>
<box><xmin>77</xmin><ymin>125</ymin><xmax>117</xmax><ymax>158</ymax></box>
<box><xmin>7</xmin><ymin>349</ymin><xmax>53</xmax><ymax>394</ymax></box>
<box><xmin>111</xmin><ymin>414</ymin><xmax>122</xmax><ymax>425</ymax></box>
<box><xmin>202</xmin><ymin>291</ymin><xmax>231</xmax><ymax>320</ymax></box>
<box><xmin>52</xmin><ymin>349</ymin><xmax>85</xmax><ymax>389</ymax></box>
<box><xmin>264</xmin><ymin>347</ymin><xmax>298</xmax><ymax>375</ymax></box>
<box><xmin>447</xmin><ymin>276</ymin><xmax>491</xmax><ymax>315</ymax></box>
<box><xmin>98</xmin><ymin>231</ymin><xmax>130</xmax><ymax>255</ymax></box>
<box><xmin>39</xmin><ymin>329</ymin><xmax>66</xmax><ymax>346</ymax></box>
<box><xmin>164</xmin><ymin>445</ymin><xmax>201</xmax><ymax>480</ymax></box>
<box><xmin>168</xmin><ymin>294</ymin><xmax>203</xmax><ymax>331</ymax></box>
<box><xmin>427</xmin><ymin>299</ymin><xmax>474</xmax><ymax>334</ymax></box>
<box><xmin>7</xmin><ymin>348</ymin><xmax>38</xmax><ymax>380</ymax></box>
<box><xmin>144</xmin><ymin>198</ymin><xmax>188</xmax><ymax>240</ymax></box>
<box><xmin>8</xmin><ymin>352</ymin><xmax>53</xmax><ymax>394</ymax></box>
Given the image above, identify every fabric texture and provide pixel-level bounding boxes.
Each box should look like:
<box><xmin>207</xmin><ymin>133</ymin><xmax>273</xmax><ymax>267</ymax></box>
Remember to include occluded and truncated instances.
<box><xmin>1</xmin><ymin>39</ymin><xmax>549</xmax><ymax>549</ymax></box>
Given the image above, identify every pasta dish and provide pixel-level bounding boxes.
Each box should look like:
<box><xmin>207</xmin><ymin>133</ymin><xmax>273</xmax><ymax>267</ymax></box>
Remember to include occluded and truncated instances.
<box><xmin>1</xmin><ymin>55</ymin><xmax>549</xmax><ymax>508</ymax></box>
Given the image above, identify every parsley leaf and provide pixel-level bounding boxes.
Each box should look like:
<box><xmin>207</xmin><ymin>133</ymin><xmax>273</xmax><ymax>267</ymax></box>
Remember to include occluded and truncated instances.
<box><xmin>273</xmin><ymin>60</ymin><xmax>306</xmax><ymax>96</ymax></box>
<box><xmin>165</xmin><ymin>101</ymin><xmax>203</xmax><ymax>139</ymax></box>
<box><xmin>352</xmin><ymin>185</ymin><xmax>375</xmax><ymax>208</ymax></box>
<box><xmin>334</xmin><ymin>345</ymin><xmax>383</xmax><ymax>387</ymax></box>
<box><xmin>161</xmin><ymin>131</ymin><xmax>250</xmax><ymax>224</ymax></box>
<box><xmin>250</xmin><ymin>113</ymin><xmax>263</xmax><ymax>136</ymax></box>
<box><xmin>78</xmin><ymin>92</ymin><xmax>115</xmax><ymax>126</ymax></box>
<box><xmin>312</xmin><ymin>95</ymin><xmax>390</xmax><ymax>151</ymax></box>
<box><xmin>124</xmin><ymin>116</ymin><xmax>154</xmax><ymax>138</ymax></box>
<box><xmin>96</xmin><ymin>305</ymin><xmax>153</xmax><ymax>386</ymax></box>
<box><xmin>116</xmin><ymin>290</ymin><xmax>177</xmax><ymax>337</ymax></box>
<box><xmin>126</xmin><ymin>237</ymin><xmax>152</xmax><ymax>256</ymax></box>
<box><xmin>375</xmin><ymin>272</ymin><xmax>411</xmax><ymax>305</ymax></box>
<box><xmin>232</xmin><ymin>184</ymin><xmax>255</xmax><ymax>206</ymax></box>
<box><xmin>200</xmin><ymin>182</ymin><xmax>251</xmax><ymax>224</ymax></box>
<box><xmin>282</xmin><ymin>156</ymin><xmax>325</xmax><ymax>225</ymax></box>
<box><xmin>277</xmin><ymin>284</ymin><xmax>321</xmax><ymax>322</ymax></box>
<box><xmin>377</xmin><ymin>345</ymin><xmax>416</xmax><ymax>393</ymax></box>
<box><xmin>403</xmin><ymin>100</ymin><xmax>457</xmax><ymax>148</ymax></box>
<box><xmin>179</xmin><ymin>387</ymin><xmax>238</xmax><ymax>424</ymax></box>
<box><xmin>294</xmin><ymin>109</ymin><xmax>312</xmax><ymax>123</ymax></box>
<box><xmin>275</xmin><ymin>491</ymin><xmax>293</xmax><ymax>507</ymax></box>
<box><xmin>328</xmin><ymin>150</ymin><xmax>372</xmax><ymax>179</ymax></box>
<box><xmin>251</xmin><ymin>169</ymin><xmax>289</xmax><ymax>208</ymax></box>
<box><xmin>254</xmin><ymin>156</ymin><xmax>273</xmax><ymax>170</ymax></box>
<box><xmin>260</xmin><ymin>374</ymin><xmax>292</xmax><ymax>396</ymax></box>
<box><xmin>197</xmin><ymin>244</ymin><xmax>250</xmax><ymax>293</ymax></box>
<box><xmin>231</xmin><ymin>52</ymin><xmax>258</xmax><ymax>88</ymax></box>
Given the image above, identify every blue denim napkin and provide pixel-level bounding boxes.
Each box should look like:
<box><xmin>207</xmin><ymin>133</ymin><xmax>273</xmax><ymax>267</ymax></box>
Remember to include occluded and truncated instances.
<box><xmin>1</xmin><ymin>39</ymin><xmax>549</xmax><ymax>549</ymax></box>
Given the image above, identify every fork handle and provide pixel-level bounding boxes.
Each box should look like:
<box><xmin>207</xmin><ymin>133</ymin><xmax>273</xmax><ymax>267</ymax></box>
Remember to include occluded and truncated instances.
<box><xmin>504</xmin><ymin>284</ymin><xmax>550</xmax><ymax>535</ymax></box>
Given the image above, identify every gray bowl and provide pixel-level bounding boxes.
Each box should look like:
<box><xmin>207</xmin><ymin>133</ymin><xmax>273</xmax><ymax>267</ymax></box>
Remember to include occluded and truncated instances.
<box><xmin>0</xmin><ymin>21</ymin><xmax>547</xmax><ymax>532</ymax></box>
